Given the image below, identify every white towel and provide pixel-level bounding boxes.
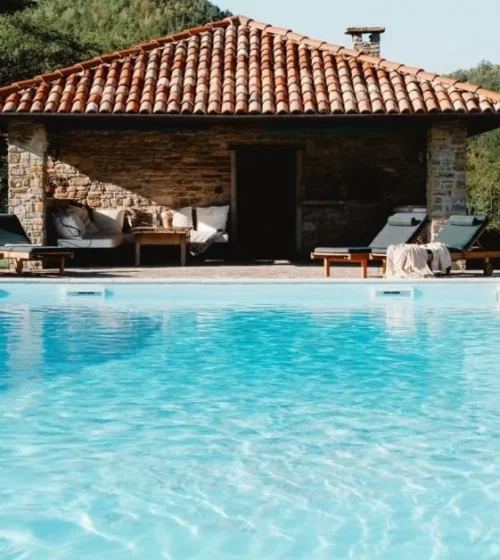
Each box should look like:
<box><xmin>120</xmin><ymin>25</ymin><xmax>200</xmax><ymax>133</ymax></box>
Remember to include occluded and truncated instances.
<box><xmin>425</xmin><ymin>242</ymin><xmax>452</xmax><ymax>274</ymax></box>
<box><xmin>385</xmin><ymin>244</ymin><xmax>433</xmax><ymax>279</ymax></box>
<box><xmin>385</xmin><ymin>243</ymin><xmax>452</xmax><ymax>279</ymax></box>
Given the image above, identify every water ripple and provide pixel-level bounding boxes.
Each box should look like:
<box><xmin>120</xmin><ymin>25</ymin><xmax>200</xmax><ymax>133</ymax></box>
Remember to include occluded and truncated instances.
<box><xmin>0</xmin><ymin>303</ymin><xmax>499</xmax><ymax>558</ymax></box>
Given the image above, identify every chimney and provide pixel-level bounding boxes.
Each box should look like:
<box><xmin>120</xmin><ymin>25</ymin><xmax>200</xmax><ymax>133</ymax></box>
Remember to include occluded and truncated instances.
<box><xmin>344</xmin><ymin>26</ymin><xmax>386</xmax><ymax>57</ymax></box>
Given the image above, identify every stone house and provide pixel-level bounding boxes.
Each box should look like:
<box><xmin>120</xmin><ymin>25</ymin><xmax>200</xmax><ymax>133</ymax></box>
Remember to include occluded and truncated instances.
<box><xmin>0</xmin><ymin>15</ymin><xmax>499</xmax><ymax>259</ymax></box>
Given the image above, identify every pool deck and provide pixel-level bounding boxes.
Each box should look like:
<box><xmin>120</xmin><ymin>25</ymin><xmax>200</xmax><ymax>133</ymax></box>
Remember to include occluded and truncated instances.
<box><xmin>0</xmin><ymin>261</ymin><xmax>497</xmax><ymax>280</ymax></box>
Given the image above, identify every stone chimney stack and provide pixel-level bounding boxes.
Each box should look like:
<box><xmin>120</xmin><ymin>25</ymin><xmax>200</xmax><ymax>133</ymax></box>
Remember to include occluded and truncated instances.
<box><xmin>344</xmin><ymin>27</ymin><xmax>386</xmax><ymax>57</ymax></box>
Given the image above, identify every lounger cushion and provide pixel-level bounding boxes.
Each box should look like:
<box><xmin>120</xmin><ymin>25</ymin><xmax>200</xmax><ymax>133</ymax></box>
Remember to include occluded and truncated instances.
<box><xmin>2</xmin><ymin>244</ymin><xmax>72</xmax><ymax>255</ymax></box>
<box><xmin>449</xmin><ymin>215</ymin><xmax>485</xmax><ymax>227</ymax></box>
<box><xmin>370</xmin><ymin>212</ymin><xmax>426</xmax><ymax>249</ymax></box>
<box><xmin>0</xmin><ymin>214</ymin><xmax>32</xmax><ymax>246</ymax></box>
<box><xmin>313</xmin><ymin>247</ymin><xmax>372</xmax><ymax>254</ymax></box>
<box><xmin>387</xmin><ymin>215</ymin><xmax>419</xmax><ymax>226</ymax></box>
<box><xmin>437</xmin><ymin>215</ymin><xmax>488</xmax><ymax>252</ymax></box>
<box><xmin>313</xmin><ymin>212</ymin><xmax>427</xmax><ymax>257</ymax></box>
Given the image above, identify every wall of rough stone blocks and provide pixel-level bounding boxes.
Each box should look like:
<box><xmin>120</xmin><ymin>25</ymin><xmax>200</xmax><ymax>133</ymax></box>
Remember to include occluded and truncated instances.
<box><xmin>39</xmin><ymin>125</ymin><xmax>427</xmax><ymax>253</ymax></box>
<box><xmin>8</xmin><ymin>121</ymin><xmax>48</xmax><ymax>247</ymax></box>
<box><xmin>426</xmin><ymin>122</ymin><xmax>467</xmax><ymax>240</ymax></box>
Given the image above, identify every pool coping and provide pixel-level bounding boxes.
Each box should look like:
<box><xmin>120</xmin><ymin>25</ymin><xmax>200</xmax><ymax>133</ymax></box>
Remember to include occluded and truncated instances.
<box><xmin>0</xmin><ymin>277</ymin><xmax>499</xmax><ymax>284</ymax></box>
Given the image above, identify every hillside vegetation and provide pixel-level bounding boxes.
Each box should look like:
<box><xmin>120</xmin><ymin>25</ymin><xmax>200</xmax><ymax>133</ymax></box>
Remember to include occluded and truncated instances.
<box><xmin>0</xmin><ymin>0</ymin><xmax>230</xmax><ymax>84</ymax></box>
<box><xmin>451</xmin><ymin>62</ymin><xmax>500</xmax><ymax>230</ymax></box>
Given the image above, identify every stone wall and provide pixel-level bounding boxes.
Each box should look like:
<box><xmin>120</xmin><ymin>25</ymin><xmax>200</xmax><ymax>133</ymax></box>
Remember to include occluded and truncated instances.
<box><xmin>8</xmin><ymin>121</ymin><xmax>48</xmax><ymax>246</ymax></box>
<box><xmin>426</xmin><ymin>122</ymin><xmax>467</xmax><ymax>239</ymax></box>
<box><xmin>41</xmin><ymin>125</ymin><xmax>426</xmax><ymax>253</ymax></box>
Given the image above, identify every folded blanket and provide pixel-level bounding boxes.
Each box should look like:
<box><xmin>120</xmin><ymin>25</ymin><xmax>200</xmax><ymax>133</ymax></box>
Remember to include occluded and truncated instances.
<box><xmin>425</xmin><ymin>242</ymin><xmax>452</xmax><ymax>274</ymax></box>
<box><xmin>190</xmin><ymin>230</ymin><xmax>223</xmax><ymax>257</ymax></box>
<box><xmin>385</xmin><ymin>243</ymin><xmax>452</xmax><ymax>278</ymax></box>
<box><xmin>385</xmin><ymin>244</ymin><xmax>433</xmax><ymax>279</ymax></box>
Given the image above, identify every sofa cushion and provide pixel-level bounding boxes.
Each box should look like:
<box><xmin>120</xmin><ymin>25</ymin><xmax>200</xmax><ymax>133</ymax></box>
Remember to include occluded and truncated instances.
<box><xmin>197</xmin><ymin>205</ymin><xmax>229</xmax><ymax>233</ymax></box>
<box><xmin>190</xmin><ymin>231</ymin><xmax>229</xmax><ymax>244</ymax></box>
<box><xmin>57</xmin><ymin>234</ymin><xmax>124</xmax><ymax>249</ymax></box>
<box><xmin>172</xmin><ymin>207</ymin><xmax>193</xmax><ymax>229</ymax></box>
<box><xmin>70</xmin><ymin>206</ymin><xmax>98</xmax><ymax>235</ymax></box>
<box><xmin>52</xmin><ymin>210</ymin><xmax>86</xmax><ymax>239</ymax></box>
<box><xmin>92</xmin><ymin>209</ymin><xmax>126</xmax><ymax>235</ymax></box>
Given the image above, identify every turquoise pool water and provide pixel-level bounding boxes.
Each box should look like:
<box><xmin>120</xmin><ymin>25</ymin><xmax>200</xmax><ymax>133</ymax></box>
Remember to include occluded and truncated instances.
<box><xmin>0</xmin><ymin>289</ymin><xmax>499</xmax><ymax>558</ymax></box>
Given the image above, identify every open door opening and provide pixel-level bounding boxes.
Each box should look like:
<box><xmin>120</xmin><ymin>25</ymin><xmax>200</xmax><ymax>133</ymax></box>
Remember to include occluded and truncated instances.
<box><xmin>235</xmin><ymin>146</ymin><xmax>298</xmax><ymax>260</ymax></box>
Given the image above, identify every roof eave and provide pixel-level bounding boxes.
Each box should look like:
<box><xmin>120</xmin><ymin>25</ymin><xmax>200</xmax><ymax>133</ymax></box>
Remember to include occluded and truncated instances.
<box><xmin>0</xmin><ymin>112</ymin><xmax>499</xmax><ymax>136</ymax></box>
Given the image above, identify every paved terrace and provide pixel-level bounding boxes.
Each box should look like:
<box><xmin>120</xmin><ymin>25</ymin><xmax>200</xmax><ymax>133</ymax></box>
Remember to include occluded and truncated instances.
<box><xmin>0</xmin><ymin>262</ymin><xmax>496</xmax><ymax>280</ymax></box>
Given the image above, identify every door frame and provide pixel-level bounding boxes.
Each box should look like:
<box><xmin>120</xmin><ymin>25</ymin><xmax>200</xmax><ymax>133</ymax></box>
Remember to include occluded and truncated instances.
<box><xmin>229</xmin><ymin>144</ymin><xmax>304</xmax><ymax>259</ymax></box>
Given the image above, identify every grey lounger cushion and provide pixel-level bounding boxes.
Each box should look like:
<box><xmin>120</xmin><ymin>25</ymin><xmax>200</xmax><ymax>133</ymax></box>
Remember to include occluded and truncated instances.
<box><xmin>436</xmin><ymin>215</ymin><xmax>488</xmax><ymax>252</ymax></box>
<box><xmin>314</xmin><ymin>247</ymin><xmax>372</xmax><ymax>254</ymax></box>
<box><xmin>0</xmin><ymin>214</ymin><xmax>32</xmax><ymax>246</ymax></box>
<box><xmin>0</xmin><ymin>214</ymin><xmax>72</xmax><ymax>255</ymax></box>
<box><xmin>314</xmin><ymin>212</ymin><xmax>427</xmax><ymax>255</ymax></box>
<box><xmin>2</xmin><ymin>244</ymin><xmax>72</xmax><ymax>255</ymax></box>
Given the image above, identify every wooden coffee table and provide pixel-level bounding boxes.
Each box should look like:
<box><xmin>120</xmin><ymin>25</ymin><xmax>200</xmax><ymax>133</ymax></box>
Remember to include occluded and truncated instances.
<box><xmin>132</xmin><ymin>227</ymin><xmax>190</xmax><ymax>267</ymax></box>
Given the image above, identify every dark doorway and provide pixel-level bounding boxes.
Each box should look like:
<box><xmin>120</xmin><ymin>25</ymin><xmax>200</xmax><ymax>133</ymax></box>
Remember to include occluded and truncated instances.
<box><xmin>235</xmin><ymin>146</ymin><xmax>298</xmax><ymax>260</ymax></box>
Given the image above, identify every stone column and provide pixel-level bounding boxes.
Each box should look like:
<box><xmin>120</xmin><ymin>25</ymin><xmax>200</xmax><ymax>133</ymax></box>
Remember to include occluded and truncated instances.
<box><xmin>426</xmin><ymin>122</ymin><xmax>467</xmax><ymax>240</ymax></box>
<box><xmin>8</xmin><ymin>121</ymin><xmax>48</xmax><ymax>246</ymax></box>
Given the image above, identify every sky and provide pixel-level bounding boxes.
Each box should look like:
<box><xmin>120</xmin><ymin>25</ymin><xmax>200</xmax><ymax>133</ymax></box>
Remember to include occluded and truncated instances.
<box><xmin>219</xmin><ymin>0</ymin><xmax>499</xmax><ymax>74</ymax></box>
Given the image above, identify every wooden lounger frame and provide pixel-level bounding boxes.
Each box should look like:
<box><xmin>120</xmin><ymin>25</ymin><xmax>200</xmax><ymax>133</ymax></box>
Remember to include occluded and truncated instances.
<box><xmin>311</xmin><ymin>252</ymin><xmax>379</xmax><ymax>279</ymax></box>
<box><xmin>0</xmin><ymin>251</ymin><xmax>73</xmax><ymax>275</ymax></box>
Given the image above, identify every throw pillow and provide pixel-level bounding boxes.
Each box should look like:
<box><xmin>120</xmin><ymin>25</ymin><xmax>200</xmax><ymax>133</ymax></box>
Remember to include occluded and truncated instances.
<box><xmin>197</xmin><ymin>205</ymin><xmax>229</xmax><ymax>233</ymax></box>
<box><xmin>172</xmin><ymin>207</ymin><xmax>194</xmax><ymax>229</ymax></box>
<box><xmin>69</xmin><ymin>205</ymin><xmax>99</xmax><ymax>235</ymax></box>
<box><xmin>92</xmin><ymin>209</ymin><xmax>126</xmax><ymax>235</ymax></box>
<box><xmin>52</xmin><ymin>210</ymin><xmax>86</xmax><ymax>239</ymax></box>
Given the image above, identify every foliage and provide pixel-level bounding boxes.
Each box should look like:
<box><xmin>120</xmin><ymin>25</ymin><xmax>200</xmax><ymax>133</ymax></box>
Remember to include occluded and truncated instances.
<box><xmin>16</xmin><ymin>0</ymin><xmax>230</xmax><ymax>57</ymax></box>
<box><xmin>451</xmin><ymin>61</ymin><xmax>500</xmax><ymax>230</ymax></box>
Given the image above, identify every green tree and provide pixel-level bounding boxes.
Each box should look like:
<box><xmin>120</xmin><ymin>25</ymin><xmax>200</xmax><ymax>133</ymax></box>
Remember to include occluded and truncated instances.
<box><xmin>450</xmin><ymin>61</ymin><xmax>500</xmax><ymax>230</ymax></box>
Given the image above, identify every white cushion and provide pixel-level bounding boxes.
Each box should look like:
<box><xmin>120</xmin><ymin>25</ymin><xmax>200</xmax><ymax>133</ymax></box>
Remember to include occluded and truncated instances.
<box><xmin>92</xmin><ymin>209</ymin><xmax>126</xmax><ymax>235</ymax></box>
<box><xmin>69</xmin><ymin>206</ymin><xmax>98</xmax><ymax>235</ymax></box>
<box><xmin>52</xmin><ymin>212</ymin><xmax>85</xmax><ymax>239</ymax></box>
<box><xmin>57</xmin><ymin>234</ymin><xmax>124</xmax><ymax>249</ymax></box>
<box><xmin>172</xmin><ymin>207</ymin><xmax>193</xmax><ymax>229</ymax></box>
<box><xmin>190</xmin><ymin>231</ymin><xmax>229</xmax><ymax>244</ymax></box>
<box><xmin>196</xmin><ymin>205</ymin><xmax>229</xmax><ymax>233</ymax></box>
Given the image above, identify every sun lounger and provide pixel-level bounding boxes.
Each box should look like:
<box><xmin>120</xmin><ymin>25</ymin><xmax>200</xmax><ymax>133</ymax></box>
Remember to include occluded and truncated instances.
<box><xmin>0</xmin><ymin>214</ymin><xmax>73</xmax><ymax>275</ymax></box>
<box><xmin>373</xmin><ymin>215</ymin><xmax>500</xmax><ymax>276</ymax></box>
<box><xmin>311</xmin><ymin>212</ymin><xmax>427</xmax><ymax>278</ymax></box>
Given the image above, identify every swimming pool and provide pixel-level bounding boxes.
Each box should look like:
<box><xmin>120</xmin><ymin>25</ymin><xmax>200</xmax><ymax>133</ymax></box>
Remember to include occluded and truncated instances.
<box><xmin>0</xmin><ymin>281</ymin><xmax>499</xmax><ymax>559</ymax></box>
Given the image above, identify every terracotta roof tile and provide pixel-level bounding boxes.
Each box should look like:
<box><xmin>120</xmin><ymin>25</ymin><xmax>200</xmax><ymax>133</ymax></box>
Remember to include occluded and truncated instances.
<box><xmin>1</xmin><ymin>15</ymin><xmax>499</xmax><ymax>116</ymax></box>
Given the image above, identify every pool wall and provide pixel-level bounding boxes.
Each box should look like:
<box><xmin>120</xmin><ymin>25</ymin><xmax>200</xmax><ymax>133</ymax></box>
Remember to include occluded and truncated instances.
<box><xmin>0</xmin><ymin>279</ymin><xmax>498</xmax><ymax>306</ymax></box>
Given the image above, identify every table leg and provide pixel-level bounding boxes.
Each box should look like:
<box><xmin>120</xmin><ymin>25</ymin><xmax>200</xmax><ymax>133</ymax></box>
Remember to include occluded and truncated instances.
<box><xmin>135</xmin><ymin>241</ymin><xmax>141</xmax><ymax>267</ymax></box>
<box><xmin>180</xmin><ymin>236</ymin><xmax>187</xmax><ymax>267</ymax></box>
<box><xmin>59</xmin><ymin>257</ymin><xmax>65</xmax><ymax>276</ymax></box>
